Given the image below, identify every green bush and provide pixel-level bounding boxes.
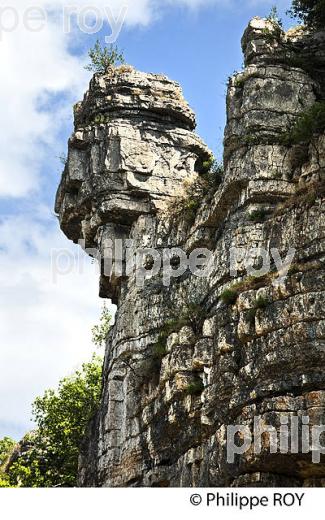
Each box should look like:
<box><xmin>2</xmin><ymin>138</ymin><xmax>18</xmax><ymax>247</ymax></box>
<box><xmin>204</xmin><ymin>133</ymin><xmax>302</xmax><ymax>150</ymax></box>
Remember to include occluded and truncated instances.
<box><xmin>5</xmin><ymin>355</ymin><xmax>103</xmax><ymax>487</ymax></box>
<box><xmin>220</xmin><ymin>288</ymin><xmax>238</xmax><ymax>305</ymax></box>
<box><xmin>267</xmin><ymin>6</ymin><xmax>283</xmax><ymax>26</ymax></box>
<box><xmin>201</xmin><ymin>157</ymin><xmax>215</xmax><ymax>173</ymax></box>
<box><xmin>91</xmin><ymin>303</ymin><xmax>112</xmax><ymax>348</ymax></box>
<box><xmin>169</xmin><ymin>157</ymin><xmax>223</xmax><ymax>226</ymax></box>
<box><xmin>151</xmin><ymin>319</ymin><xmax>181</xmax><ymax>364</ymax></box>
<box><xmin>288</xmin><ymin>0</ymin><xmax>325</xmax><ymax>29</ymax></box>
<box><xmin>0</xmin><ymin>437</ymin><xmax>16</xmax><ymax>487</ymax></box>
<box><xmin>185</xmin><ymin>378</ymin><xmax>204</xmax><ymax>396</ymax></box>
<box><xmin>234</xmin><ymin>76</ymin><xmax>246</xmax><ymax>88</ymax></box>
<box><xmin>248</xmin><ymin>209</ymin><xmax>268</xmax><ymax>222</ymax></box>
<box><xmin>255</xmin><ymin>295</ymin><xmax>270</xmax><ymax>309</ymax></box>
<box><xmin>181</xmin><ymin>302</ymin><xmax>206</xmax><ymax>335</ymax></box>
<box><xmin>262</xmin><ymin>6</ymin><xmax>284</xmax><ymax>42</ymax></box>
<box><xmin>0</xmin><ymin>437</ymin><xmax>16</xmax><ymax>467</ymax></box>
<box><xmin>85</xmin><ymin>40</ymin><xmax>125</xmax><ymax>73</ymax></box>
<box><xmin>153</xmin><ymin>342</ymin><xmax>167</xmax><ymax>359</ymax></box>
<box><xmin>202</xmin><ymin>158</ymin><xmax>224</xmax><ymax>187</ymax></box>
<box><xmin>282</xmin><ymin>102</ymin><xmax>325</xmax><ymax>145</ymax></box>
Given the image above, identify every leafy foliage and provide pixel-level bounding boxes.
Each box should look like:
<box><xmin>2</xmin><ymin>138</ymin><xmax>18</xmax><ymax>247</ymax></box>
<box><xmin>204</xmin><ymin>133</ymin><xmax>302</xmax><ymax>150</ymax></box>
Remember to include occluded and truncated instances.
<box><xmin>0</xmin><ymin>475</ymin><xmax>10</xmax><ymax>487</ymax></box>
<box><xmin>0</xmin><ymin>437</ymin><xmax>16</xmax><ymax>487</ymax></box>
<box><xmin>85</xmin><ymin>40</ymin><xmax>125</xmax><ymax>73</ymax></box>
<box><xmin>185</xmin><ymin>378</ymin><xmax>204</xmax><ymax>396</ymax></box>
<box><xmin>200</xmin><ymin>157</ymin><xmax>224</xmax><ymax>187</ymax></box>
<box><xmin>91</xmin><ymin>303</ymin><xmax>112</xmax><ymax>348</ymax></box>
<box><xmin>288</xmin><ymin>0</ymin><xmax>325</xmax><ymax>29</ymax></box>
<box><xmin>262</xmin><ymin>5</ymin><xmax>284</xmax><ymax>42</ymax></box>
<box><xmin>220</xmin><ymin>288</ymin><xmax>239</xmax><ymax>305</ymax></box>
<box><xmin>248</xmin><ymin>208</ymin><xmax>268</xmax><ymax>222</ymax></box>
<box><xmin>266</xmin><ymin>5</ymin><xmax>283</xmax><ymax>27</ymax></box>
<box><xmin>282</xmin><ymin>102</ymin><xmax>325</xmax><ymax>145</ymax></box>
<box><xmin>0</xmin><ymin>437</ymin><xmax>16</xmax><ymax>467</ymax></box>
<box><xmin>220</xmin><ymin>274</ymin><xmax>274</xmax><ymax>307</ymax></box>
<box><xmin>5</xmin><ymin>355</ymin><xmax>103</xmax><ymax>487</ymax></box>
<box><xmin>255</xmin><ymin>295</ymin><xmax>270</xmax><ymax>310</ymax></box>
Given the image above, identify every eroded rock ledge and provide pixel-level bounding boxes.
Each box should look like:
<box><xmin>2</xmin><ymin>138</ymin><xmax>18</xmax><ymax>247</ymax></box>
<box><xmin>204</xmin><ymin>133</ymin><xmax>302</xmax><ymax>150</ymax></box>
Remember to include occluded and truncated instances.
<box><xmin>56</xmin><ymin>18</ymin><xmax>325</xmax><ymax>487</ymax></box>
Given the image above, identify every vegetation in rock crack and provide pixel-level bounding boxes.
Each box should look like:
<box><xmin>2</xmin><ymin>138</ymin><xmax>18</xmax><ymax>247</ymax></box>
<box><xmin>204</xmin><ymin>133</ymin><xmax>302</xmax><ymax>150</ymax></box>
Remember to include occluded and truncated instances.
<box><xmin>248</xmin><ymin>208</ymin><xmax>268</xmax><ymax>223</ymax></box>
<box><xmin>246</xmin><ymin>307</ymin><xmax>258</xmax><ymax>323</ymax></box>
<box><xmin>85</xmin><ymin>40</ymin><xmax>125</xmax><ymax>73</ymax></box>
<box><xmin>168</xmin><ymin>156</ymin><xmax>224</xmax><ymax>225</ymax></box>
<box><xmin>185</xmin><ymin>378</ymin><xmax>204</xmax><ymax>396</ymax></box>
<box><xmin>151</xmin><ymin>291</ymin><xmax>208</xmax><ymax>376</ymax></box>
<box><xmin>255</xmin><ymin>295</ymin><xmax>270</xmax><ymax>310</ymax></box>
<box><xmin>288</xmin><ymin>0</ymin><xmax>325</xmax><ymax>29</ymax></box>
<box><xmin>281</xmin><ymin>102</ymin><xmax>325</xmax><ymax>145</ymax></box>
<box><xmin>200</xmin><ymin>157</ymin><xmax>224</xmax><ymax>187</ymax></box>
<box><xmin>245</xmin><ymin>295</ymin><xmax>270</xmax><ymax>322</ymax></box>
<box><xmin>57</xmin><ymin>153</ymin><xmax>67</xmax><ymax>167</ymax></box>
<box><xmin>220</xmin><ymin>288</ymin><xmax>239</xmax><ymax>305</ymax></box>
<box><xmin>246</xmin><ymin>296</ymin><xmax>274</xmax><ymax>322</ymax></box>
<box><xmin>220</xmin><ymin>275</ymin><xmax>275</xmax><ymax>306</ymax></box>
<box><xmin>274</xmin><ymin>179</ymin><xmax>325</xmax><ymax>214</ymax></box>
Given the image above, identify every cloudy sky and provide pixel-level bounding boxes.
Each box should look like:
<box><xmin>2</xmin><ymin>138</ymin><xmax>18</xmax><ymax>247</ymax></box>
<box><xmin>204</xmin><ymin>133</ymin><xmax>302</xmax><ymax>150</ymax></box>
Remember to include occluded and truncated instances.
<box><xmin>0</xmin><ymin>0</ymin><xmax>293</xmax><ymax>439</ymax></box>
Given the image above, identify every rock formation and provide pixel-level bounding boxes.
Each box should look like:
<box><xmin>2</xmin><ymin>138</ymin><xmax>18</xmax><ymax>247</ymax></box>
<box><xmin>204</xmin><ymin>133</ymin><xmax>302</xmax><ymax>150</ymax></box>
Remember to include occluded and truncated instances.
<box><xmin>56</xmin><ymin>18</ymin><xmax>325</xmax><ymax>487</ymax></box>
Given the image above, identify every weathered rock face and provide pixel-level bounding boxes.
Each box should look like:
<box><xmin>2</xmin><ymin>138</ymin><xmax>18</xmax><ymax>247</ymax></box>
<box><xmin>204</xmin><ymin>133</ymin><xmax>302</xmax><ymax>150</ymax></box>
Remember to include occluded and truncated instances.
<box><xmin>55</xmin><ymin>67</ymin><xmax>210</xmax><ymax>302</ymax></box>
<box><xmin>56</xmin><ymin>18</ymin><xmax>325</xmax><ymax>487</ymax></box>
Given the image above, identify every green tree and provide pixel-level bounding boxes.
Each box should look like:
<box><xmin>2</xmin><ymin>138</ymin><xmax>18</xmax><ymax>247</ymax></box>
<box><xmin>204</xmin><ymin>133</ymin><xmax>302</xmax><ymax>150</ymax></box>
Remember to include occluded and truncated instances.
<box><xmin>0</xmin><ymin>437</ymin><xmax>16</xmax><ymax>467</ymax></box>
<box><xmin>0</xmin><ymin>437</ymin><xmax>16</xmax><ymax>487</ymax></box>
<box><xmin>85</xmin><ymin>40</ymin><xmax>125</xmax><ymax>73</ymax></box>
<box><xmin>267</xmin><ymin>5</ymin><xmax>283</xmax><ymax>26</ymax></box>
<box><xmin>91</xmin><ymin>303</ymin><xmax>112</xmax><ymax>348</ymax></box>
<box><xmin>288</xmin><ymin>0</ymin><xmax>325</xmax><ymax>29</ymax></box>
<box><xmin>6</xmin><ymin>355</ymin><xmax>103</xmax><ymax>487</ymax></box>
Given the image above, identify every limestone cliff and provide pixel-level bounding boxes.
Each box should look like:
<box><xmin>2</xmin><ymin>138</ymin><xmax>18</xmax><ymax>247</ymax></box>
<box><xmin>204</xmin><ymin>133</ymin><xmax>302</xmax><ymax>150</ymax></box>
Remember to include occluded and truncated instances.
<box><xmin>56</xmin><ymin>18</ymin><xmax>325</xmax><ymax>487</ymax></box>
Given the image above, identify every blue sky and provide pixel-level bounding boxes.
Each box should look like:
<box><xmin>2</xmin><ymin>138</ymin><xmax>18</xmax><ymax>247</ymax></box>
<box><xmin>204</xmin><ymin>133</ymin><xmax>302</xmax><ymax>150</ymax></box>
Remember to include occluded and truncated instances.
<box><xmin>0</xmin><ymin>0</ymin><xmax>294</xmax><ymax>440</ymax></box>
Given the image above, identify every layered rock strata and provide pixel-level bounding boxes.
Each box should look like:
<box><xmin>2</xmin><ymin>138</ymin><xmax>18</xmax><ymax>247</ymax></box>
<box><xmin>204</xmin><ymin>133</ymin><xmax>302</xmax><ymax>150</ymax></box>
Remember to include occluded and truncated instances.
<box><xmin>56</xmin><ymin>18</ymin><xmax>325</xmax><ymax>487</ymax></box>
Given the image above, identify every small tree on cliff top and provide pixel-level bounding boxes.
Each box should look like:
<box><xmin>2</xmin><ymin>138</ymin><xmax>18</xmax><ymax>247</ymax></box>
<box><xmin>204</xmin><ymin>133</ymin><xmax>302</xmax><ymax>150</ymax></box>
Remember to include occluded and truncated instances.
<box><xmin>85</xmin><ymin>40</ymin><xmax>125</xmax><ymax>73</ymax></box>
<box><xmin>288</xmin><ymin>0</ymin><xmax>325</xmax><ymax>29</ymax></box>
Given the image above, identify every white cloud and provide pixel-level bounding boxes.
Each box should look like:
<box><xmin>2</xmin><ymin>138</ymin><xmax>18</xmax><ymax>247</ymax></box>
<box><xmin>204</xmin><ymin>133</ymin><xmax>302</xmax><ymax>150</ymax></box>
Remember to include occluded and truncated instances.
<box><xmin>0</xmin><ymin>7</ymin><xmax>89</xmax><ymax>198</ymax></box>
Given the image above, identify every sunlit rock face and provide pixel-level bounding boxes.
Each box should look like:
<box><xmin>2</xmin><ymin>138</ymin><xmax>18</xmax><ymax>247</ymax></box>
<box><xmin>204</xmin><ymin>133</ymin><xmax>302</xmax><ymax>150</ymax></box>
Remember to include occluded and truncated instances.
<box><xmin>56</xmin><ymin>18</ymin><xmax>325</xmax><ymax>487</ymax></box>
<box><xmin>55</xmin><ymin>66</ymin><xmax>210</xmax><ymax>302</ymax></box>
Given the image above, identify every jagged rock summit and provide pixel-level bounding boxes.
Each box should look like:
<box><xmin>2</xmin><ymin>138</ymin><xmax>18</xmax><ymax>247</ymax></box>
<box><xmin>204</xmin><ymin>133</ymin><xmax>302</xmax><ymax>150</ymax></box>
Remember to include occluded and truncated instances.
<box><xmin>55</xmin><ymin>65</ymin><xmax>210</xmax><ymax>302</ymax></box>
<box><xmin>56</xmin><ymin>18</ymin><xmax>325</xmax><ymax>487</ymax></box>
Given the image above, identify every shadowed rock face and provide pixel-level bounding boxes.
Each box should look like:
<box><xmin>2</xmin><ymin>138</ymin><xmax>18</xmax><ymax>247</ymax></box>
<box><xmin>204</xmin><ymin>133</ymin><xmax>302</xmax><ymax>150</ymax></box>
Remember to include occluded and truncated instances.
<box><xmin>55</xmin><ymin>67</ymin><xmax>210</xmax><ymax>302</ymax></box>
<box><xmin>56</xmin><ymin>18</ymin><xmax>325</xmax><ymax>487</ymax></box>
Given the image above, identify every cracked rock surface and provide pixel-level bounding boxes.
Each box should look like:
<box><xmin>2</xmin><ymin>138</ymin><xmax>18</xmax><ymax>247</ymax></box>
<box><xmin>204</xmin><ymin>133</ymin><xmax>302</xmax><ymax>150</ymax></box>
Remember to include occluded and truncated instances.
<box><xmin>56</xmin><ymin>18</ymin><xmax>325</xmax><ymax>487</ymax></box>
